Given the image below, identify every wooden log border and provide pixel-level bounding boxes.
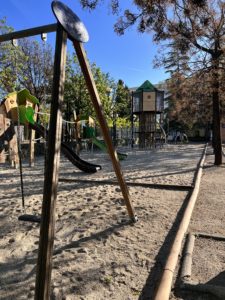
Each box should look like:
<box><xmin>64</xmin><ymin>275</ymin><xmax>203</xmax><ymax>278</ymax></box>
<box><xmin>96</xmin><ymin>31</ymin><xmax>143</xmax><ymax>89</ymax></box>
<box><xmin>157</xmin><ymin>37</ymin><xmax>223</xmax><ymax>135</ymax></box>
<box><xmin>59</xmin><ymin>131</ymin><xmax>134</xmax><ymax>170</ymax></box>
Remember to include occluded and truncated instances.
<box><xmin>180</xmin><ymin>233</ymin><xmax>195</xmax><ymax>279</ymax></box>
<box><xmin>154</xmin><ymin>144</ymin><xmax>208</xmax><ymax>300</ymax></box>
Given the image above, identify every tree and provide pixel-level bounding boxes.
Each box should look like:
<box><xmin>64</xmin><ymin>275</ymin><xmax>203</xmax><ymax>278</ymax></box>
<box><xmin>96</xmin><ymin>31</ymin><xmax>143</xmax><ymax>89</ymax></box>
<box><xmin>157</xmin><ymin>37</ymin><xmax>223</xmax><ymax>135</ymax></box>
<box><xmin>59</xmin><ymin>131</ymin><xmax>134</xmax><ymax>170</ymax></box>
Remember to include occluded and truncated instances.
<box><xmin>78</xmin><ymin>0</ymin><xmax>225</xmax><ymax>165</ymax></box>
<box><xmin>64</xmin><ymin>54</ymin><xmax>90</xmax><ymax>119</ymax></box>
<box><xmin>93</xmin><ymin>63</ymin><xmax>115</xmax><ymax>120</ymax></box>
<box><xmin>114</xmin><ymin>79</ymin><xmax>131</xmax><ymax>118</ymax></box>
<box><xmin>18</xmin><ymin>38</ymin><xmax>53</xmax><ymax>104</ymax></box>
<box><xmin>0</xmin><ymin>18</ymin><xmax>54</xmax><ymax>104</ymax></box>
<box><xmin>166</xmin><ymin>71</ymin><xmax>213</xmax><ymax>134</ymax></box>
<box><xmin>64</xmin><ymin>52</ymin><xmax>115</xmax><ymax>122</ymax></box>
<box><xmin>0</xmin><ymin>18</ymin><xmax>20</xmax><ymax>97</ymax></box>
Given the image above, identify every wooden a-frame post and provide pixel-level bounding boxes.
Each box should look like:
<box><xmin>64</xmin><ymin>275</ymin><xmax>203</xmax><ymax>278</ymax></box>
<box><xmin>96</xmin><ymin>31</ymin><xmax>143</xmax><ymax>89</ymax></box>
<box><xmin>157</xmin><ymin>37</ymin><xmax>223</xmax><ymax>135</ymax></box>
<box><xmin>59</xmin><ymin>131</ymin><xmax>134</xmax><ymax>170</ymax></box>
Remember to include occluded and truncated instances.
<box><xmin>51</xmin><ymin>0</ymin><xmax>137</xmax><ymax>222</ymax></box>
<box><xmin>35</xmin><ymin>22</ymin><xmax>67</xmax><ymax>300</ymax></box>
<box><xmin>73</xmin><ymin>40</ymin><xmax>136</xmax><ymax>221</ymax></box>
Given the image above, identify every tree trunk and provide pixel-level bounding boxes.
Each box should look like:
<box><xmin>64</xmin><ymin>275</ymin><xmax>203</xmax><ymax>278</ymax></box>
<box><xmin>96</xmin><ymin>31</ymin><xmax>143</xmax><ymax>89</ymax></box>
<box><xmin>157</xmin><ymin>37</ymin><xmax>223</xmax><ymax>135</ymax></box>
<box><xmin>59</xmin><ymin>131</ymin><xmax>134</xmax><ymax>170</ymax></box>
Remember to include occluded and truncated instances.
<box><xmin>212</xmin><ymin>57</ymin><xmax>222</xmax><ymax>165</ymax></box>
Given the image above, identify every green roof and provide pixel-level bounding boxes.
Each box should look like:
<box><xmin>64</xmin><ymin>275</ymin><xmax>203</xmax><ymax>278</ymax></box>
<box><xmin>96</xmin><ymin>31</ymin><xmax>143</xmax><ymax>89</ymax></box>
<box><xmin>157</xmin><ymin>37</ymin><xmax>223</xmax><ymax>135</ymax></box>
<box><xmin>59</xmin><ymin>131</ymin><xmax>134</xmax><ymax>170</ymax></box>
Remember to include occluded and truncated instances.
<box><xmin>136</xmin><ymin>80</ymin><xmax>157</xmax><ymax>92</ymax></box>
<box><xmin>17</xmin><ymin>89</ymin><xmax>39</xmax><ymax>105</ymax></box>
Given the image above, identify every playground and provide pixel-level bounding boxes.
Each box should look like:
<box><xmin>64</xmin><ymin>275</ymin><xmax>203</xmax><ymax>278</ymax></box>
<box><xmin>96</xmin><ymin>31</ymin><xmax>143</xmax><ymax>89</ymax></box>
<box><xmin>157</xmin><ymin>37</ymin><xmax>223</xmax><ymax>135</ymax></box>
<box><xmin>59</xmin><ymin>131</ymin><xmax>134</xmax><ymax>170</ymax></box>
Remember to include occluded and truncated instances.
<box><xmin>1</xmin><ymin>1</ymin><xmax>225</xmax><ymax>300</ymax></box>
<box><xmin>2</xmin><ymin>143</ymin><xmax>225</xmax><ymax>300</ymax></box>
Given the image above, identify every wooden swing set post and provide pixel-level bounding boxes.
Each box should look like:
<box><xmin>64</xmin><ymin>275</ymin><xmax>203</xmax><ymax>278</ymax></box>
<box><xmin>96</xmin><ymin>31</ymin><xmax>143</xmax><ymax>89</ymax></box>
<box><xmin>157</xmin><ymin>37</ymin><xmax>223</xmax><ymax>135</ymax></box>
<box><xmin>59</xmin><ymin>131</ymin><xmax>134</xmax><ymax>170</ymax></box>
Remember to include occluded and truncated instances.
<box><xmin>51</xmin><ymin>0</ymin><xmax>137</xmax><ymax>221</ymax></box>
<box><xmin>0</xmin><ymin>2</ymin><xmax>137</xmax><ymax>299</ymax></box>
<box><xmin>34</xmin><ymin>23</ymin><xmax>67</xmax><ymax>300</ymax></box>
<box><xmin>73</xmin><ymin>40</ymin><xmax>137</xmax><ymax>222</ymax></box>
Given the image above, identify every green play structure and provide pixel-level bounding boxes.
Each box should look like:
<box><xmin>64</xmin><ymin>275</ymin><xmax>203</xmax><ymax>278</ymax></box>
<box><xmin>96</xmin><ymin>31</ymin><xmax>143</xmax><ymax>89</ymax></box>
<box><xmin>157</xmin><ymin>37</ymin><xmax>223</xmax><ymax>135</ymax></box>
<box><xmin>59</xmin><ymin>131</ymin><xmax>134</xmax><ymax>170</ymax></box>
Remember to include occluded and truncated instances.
<box><xmin>92</xmin><ymin>136</ymin><xmax>127</xmax><ymax>160</ymax></box>
<box><xmin>3</xmin><ymin>88</ymin><xmax>39</xmax><ymax>125</ymax></box>
<box><xmin>0</xmin><ymin>89</ymin><xmax>39</xmax><ymax>166</ymax></box>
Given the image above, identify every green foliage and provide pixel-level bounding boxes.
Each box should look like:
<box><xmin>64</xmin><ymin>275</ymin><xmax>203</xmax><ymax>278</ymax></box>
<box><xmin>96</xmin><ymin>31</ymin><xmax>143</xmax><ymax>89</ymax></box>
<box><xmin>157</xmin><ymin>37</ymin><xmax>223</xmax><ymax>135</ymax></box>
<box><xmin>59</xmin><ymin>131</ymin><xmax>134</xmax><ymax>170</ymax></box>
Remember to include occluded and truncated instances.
<box><xmin>18</xmin><ymin>38</ymin><xmax>53</xmax><ymax>103</ymax></box>
<box><xmin>0</xmin><ymin>18</ymin><xmax>53</xmax><ymax>103</ymax></box>
<box><xmin>0</xmin><ymin>18</ymin><xmax>21</xmax><ymax>96</ymax></box>
<box><xmin>116</xmin><ymin>117</ymin><xmax>131</xmax><ymax>128</ymax></box>
<box><xmin>107</xmin><ymin>116</ymin><xmax>130</xmax><ymax>128</ymax></box>
<box><xmin>93</xmin><ymin>64</ymin><xmax>114</xmax><ymax>118</ymax></box>
<box><xmin>64</xmin><ymin>52</ymin><xmax>115</xmax><ymax>121</ymax></box>
<box><xmin>38</xmin><ymin>103</ymin><xmax>50</xmax><ymax>126</ymax></box>
<box><xmin>114</xmin><ymin>79</ymin><xmax>131</xmax><ymax>118</ymax></box>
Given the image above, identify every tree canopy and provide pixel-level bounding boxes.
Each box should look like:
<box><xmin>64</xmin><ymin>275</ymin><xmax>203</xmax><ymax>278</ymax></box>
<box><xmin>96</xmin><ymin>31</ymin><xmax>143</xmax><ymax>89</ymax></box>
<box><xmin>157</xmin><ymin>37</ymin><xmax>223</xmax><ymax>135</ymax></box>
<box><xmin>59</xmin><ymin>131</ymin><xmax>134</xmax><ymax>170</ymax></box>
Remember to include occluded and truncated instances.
<box><xmin>64</xmin><ymin>52</ymin><xmax>116</xmax><ymax>123</ymax></box>
<box><xmin>0</xmin><ymin>18</ymin><xmax>53</xmax><ymax>103</ymax></box>
<box><xmin>114</xmin><ymin>79</ymin><xmax>131</xmax><ymax>118</ymax></box>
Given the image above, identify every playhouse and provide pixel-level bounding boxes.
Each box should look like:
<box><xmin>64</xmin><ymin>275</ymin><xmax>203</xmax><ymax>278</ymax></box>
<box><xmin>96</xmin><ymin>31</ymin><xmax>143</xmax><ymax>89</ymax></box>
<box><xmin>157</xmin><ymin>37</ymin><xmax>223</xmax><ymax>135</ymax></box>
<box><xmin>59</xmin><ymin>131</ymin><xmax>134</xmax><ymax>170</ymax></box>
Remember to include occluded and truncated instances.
<box><xmin>0</xmin><ymin>89</ymin><xmax>39</xmax><ymax>167</ymax></box>
<box><xmin>131</xmin><ymin>80</ymin><xmax>164</xmax><ymax>148</ymax></box>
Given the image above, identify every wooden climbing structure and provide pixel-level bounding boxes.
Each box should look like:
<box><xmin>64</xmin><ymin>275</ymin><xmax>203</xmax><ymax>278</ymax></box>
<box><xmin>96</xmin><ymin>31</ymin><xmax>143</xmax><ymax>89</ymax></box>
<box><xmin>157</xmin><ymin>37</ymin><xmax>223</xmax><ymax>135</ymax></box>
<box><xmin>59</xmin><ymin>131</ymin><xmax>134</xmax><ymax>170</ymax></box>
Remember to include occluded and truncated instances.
<box><xmin>0</xmin><ymin>89</ymin><xmax>39</xmax><ymax>167</ymax></box>
<box><xmin>131</xmin><ymin>80</ymin><xmax>164</xmax><ymax>148</ymax></box>
<box><xmin>0</xmin><ymin>94</ymin><xmax>19</xmax><ymax>167</ymax></box>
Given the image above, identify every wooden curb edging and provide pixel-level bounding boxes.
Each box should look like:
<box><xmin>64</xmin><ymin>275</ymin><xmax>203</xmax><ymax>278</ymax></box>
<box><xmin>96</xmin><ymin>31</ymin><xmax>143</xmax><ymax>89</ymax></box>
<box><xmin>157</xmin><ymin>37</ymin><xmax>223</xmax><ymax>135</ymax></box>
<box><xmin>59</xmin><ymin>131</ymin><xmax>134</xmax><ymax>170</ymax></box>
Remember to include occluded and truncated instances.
<box><xmin>153</xmin><ymin>144</ymin><xmax>208</xmax><ymax>300</ymax></box>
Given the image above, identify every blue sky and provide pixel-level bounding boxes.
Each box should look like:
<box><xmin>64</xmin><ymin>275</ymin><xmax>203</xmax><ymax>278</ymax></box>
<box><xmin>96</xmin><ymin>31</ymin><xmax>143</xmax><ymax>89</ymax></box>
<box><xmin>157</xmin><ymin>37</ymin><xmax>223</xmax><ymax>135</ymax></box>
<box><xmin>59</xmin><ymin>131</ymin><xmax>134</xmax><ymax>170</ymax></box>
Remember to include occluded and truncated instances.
<box><xmin>0</xmin><ymin>0</ymin><xmax>169</xmax><ymax>88</ymax></box>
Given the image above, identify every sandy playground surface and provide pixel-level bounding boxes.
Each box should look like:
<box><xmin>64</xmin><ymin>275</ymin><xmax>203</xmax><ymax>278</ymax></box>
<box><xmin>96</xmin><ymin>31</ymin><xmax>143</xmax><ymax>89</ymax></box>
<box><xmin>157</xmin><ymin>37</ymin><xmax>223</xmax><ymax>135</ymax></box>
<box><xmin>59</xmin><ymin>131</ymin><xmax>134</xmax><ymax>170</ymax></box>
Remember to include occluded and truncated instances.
<box><xmin>0</xmin><ymin>142</ymin><xmax>225</xmax><ymax>300</ymax></box>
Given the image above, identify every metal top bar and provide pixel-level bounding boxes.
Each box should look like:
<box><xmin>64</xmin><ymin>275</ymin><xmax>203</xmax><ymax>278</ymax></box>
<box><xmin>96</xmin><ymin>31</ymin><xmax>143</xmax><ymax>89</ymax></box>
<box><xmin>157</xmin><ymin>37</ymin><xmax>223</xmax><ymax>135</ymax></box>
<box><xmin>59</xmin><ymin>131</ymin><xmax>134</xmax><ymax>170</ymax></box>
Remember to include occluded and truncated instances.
<box><xmin>0</xmin><ymin>23</ymin><xmax>57</xmax><ymax>43</ymax></box>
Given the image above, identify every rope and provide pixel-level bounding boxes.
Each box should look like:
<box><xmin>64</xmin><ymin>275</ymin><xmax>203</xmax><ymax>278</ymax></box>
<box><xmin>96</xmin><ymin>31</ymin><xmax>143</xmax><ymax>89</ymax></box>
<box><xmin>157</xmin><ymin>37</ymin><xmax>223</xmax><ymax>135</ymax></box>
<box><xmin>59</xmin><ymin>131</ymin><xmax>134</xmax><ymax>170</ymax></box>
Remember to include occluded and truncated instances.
<box><xmin>32</xmin><ymin>136</ymin><xmax>43</xmax><ymax>142</ymax></box>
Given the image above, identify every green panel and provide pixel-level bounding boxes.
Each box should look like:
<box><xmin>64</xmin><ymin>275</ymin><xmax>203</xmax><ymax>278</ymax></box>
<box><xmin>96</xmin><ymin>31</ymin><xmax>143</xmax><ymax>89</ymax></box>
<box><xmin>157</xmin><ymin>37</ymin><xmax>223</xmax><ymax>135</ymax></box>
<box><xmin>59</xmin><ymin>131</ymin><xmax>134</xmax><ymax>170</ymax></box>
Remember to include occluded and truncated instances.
<box><xmin>84</xmin><ymin>126</ymin><xmax>95</xmax><ymax>138</ymax></box>
<box><xmin>17</xmin><ymin>89</ymin><xmax>39</xmax><ymax>105</ymax></box>
<box><xmin>18</xmin><ymin>105</ymin><xmax>27</xmax><ymax>124</ymax></box>
<box><xmin>18</xmin><ymin>105</ymin><xmax>35</xmax><ymax>125</ymax></box>
<box><xmin>92</xmin><ymin>137</ymin><xmax>127</xmax><ymax>160</ymax></box>
<box><xmin>25</xmin><ymin>106</ymin><xmax>35</xmax><ymax>124</ymax></box>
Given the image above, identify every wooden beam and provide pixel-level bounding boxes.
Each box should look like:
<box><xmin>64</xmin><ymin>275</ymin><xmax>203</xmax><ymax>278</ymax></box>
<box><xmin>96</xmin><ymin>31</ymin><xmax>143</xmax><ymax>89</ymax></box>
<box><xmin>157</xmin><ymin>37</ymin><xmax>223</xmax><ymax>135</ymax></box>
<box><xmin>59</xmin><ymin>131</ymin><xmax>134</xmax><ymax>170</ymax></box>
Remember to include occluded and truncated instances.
<box><xmin>73</xmin><ymin>40</ymin><xmax>137</xmax><ymax>222</ymax></box>
<box><xmin>35</xmin><ymin>23</ymin><xmax>67</xmax><ymax>300</ymax></box>
<box><xmin>0</xmin><ymin>23</ymin><xmax>57</xmax><ymax>43</ymax></box>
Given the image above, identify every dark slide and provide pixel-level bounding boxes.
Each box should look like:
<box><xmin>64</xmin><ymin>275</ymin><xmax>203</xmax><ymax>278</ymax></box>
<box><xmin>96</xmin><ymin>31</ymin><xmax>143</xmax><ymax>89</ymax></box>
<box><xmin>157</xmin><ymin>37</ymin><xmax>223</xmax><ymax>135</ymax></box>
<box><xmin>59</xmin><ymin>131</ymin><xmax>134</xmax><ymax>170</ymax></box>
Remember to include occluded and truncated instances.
<box><xmin>30</xmin><ymin>123</ymin><xmax>101</xmax><ymax>173</ymax></box>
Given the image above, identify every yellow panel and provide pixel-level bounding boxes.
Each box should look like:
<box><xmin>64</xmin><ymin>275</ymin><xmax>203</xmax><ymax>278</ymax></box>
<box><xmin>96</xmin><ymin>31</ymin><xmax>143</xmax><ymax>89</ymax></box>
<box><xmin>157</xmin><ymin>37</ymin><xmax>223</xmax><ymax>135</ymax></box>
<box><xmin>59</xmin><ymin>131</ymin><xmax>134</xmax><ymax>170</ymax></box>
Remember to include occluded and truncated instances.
<box><xmin>4</xmin><ymin>93</ymin><xmax>17</xmax><ymax>113</ymax></box>
<box><xmin>143</xmin><ymin>92</ymin><xmax>156</xmax><ymax>111</ymax></box>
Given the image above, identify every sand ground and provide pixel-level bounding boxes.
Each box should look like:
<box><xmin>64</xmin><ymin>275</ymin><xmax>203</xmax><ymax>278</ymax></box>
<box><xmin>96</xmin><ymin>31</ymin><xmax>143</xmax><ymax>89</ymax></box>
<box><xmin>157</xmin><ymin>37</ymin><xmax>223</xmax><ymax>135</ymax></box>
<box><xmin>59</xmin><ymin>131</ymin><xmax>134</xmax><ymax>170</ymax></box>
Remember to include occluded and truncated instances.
<box><xmin>0</xmin><ymin>143</ymin><xmax>224</xmax><ymax>300</ymax></box>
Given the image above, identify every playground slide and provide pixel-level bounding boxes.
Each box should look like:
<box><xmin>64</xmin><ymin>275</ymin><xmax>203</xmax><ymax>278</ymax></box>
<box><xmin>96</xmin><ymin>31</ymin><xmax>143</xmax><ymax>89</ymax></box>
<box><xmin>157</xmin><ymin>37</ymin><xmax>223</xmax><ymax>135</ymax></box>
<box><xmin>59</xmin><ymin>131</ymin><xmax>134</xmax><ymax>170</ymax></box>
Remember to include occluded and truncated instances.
<box><xmin>92</xmin><ymin>137</ymin><xmax>127</xmax><ymax>161</ymax></box>
<box><xmin>30</xmin><ymin>123</ymin><xmax>101</xmax><ymax>173</ymax></box>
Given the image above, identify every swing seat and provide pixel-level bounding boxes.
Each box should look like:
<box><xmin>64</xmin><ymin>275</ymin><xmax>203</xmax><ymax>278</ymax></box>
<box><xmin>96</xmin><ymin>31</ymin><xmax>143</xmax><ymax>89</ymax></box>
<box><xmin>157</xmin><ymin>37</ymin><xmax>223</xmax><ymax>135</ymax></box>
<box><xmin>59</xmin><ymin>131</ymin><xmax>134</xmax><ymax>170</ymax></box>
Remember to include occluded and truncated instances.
<box><xmin>18</xmin><ymin>214</ymin><xmax>41</xmax><ymax>223</ymax></box>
